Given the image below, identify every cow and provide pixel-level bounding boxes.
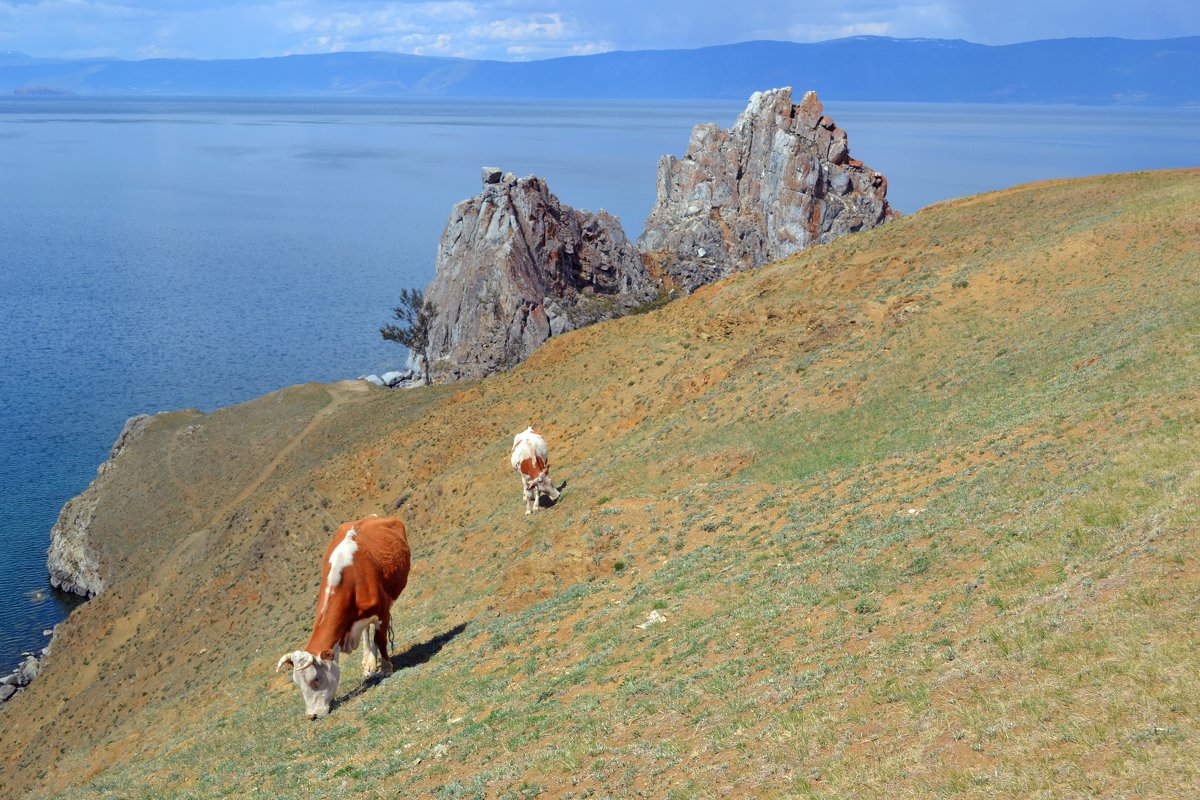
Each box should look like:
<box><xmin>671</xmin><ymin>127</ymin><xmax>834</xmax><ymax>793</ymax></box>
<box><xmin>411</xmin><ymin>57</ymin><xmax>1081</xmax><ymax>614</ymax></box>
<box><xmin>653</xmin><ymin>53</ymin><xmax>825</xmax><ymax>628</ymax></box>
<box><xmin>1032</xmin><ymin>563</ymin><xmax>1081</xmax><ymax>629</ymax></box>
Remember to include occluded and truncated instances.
<box><xmin>276</xmin><ymin>516</ymin><xmax>411</xmax><ymax>719</ymax></box>
<box><xmin>510</xmin><ymin>426</ymin><xmax>560</xmax><ymax>514</ymax></box>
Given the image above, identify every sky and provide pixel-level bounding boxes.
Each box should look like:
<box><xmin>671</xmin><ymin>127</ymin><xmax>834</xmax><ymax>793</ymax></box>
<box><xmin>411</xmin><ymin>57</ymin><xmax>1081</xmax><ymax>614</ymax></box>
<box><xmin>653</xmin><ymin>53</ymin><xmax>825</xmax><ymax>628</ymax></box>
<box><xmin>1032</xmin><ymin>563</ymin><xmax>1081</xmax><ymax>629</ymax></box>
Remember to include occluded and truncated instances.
<box><xmin>1</xmin><ymin>0</ymin><xmax>1197</xmax><ymax>61</ymax></box>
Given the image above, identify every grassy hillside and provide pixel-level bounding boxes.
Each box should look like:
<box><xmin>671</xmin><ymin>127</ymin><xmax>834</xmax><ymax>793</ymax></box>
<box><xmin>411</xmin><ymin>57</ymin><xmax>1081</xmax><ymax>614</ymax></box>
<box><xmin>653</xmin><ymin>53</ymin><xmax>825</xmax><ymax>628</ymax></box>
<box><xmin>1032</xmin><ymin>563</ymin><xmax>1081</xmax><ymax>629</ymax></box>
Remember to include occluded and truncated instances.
<box><xmin>2</xmin><ymin>170</ymin><xmax>1198</xmax><ymax>799</ymax></box>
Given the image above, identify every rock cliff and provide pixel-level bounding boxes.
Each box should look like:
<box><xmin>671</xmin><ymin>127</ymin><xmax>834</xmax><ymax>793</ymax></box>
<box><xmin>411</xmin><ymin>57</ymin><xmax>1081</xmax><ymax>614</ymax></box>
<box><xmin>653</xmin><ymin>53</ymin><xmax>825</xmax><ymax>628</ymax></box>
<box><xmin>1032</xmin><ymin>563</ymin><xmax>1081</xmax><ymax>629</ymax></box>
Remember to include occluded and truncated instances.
<box><xmin>45</xmin><ymin>413</ymin><xmax>153</xmax><ymax>597</ymax></box>
<box><xmin>419</xmin><ymin>90</ymin><xmax>896</xmax><ymax>382</ymax></box>
<box><xmin>638</xmin><ymin>88</ymin><xmax>897</xmax><ymax>291</ymax></box>
<box><xmin>422</xmin><ymin>169</ymin><xmax>658</xmax><ymax>383</ymax></box>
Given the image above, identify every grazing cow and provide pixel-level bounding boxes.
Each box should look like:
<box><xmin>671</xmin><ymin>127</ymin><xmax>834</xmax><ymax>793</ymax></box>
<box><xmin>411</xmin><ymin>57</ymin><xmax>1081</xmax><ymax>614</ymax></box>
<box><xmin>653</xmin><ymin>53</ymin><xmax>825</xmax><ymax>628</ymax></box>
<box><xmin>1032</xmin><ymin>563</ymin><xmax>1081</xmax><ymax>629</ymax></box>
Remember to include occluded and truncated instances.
<box><xmin>510</xmin><ymin>426</ymin><xmax>560</xmax><ymax>514</ymax></box>
<box><xmin>276</xmin><ymin>516</ymin><xmax>411</xmax><ymax>719</ymax></box>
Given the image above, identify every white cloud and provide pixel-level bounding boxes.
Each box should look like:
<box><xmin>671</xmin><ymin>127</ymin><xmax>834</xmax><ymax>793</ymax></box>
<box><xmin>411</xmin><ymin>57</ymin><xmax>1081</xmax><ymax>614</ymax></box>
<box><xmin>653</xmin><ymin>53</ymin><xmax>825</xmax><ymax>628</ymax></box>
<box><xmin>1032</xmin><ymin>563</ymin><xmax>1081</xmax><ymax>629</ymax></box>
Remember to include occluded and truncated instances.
<box><xmin>568</xmin><ymin>40</ymin><xmax>613</xmax><ymax>55</ymax></box>
<box><xmin>283</xmin><ymin>2</ymin><xmax>489</xmax><ymax>56</ymax></box>
<box><xmin>408</xmin><ymin>33</ymin><xmax>458</xmax><ymax>56</ymax></box>
<box><xmin>470</xmin><ymin>13</ymin><xmax>566</xmax><ymax>41</ymax></box>
<box><xmin>418</xmin><ymin>1</ymin><xmax>480</xmax><ymax>23</ymax></box>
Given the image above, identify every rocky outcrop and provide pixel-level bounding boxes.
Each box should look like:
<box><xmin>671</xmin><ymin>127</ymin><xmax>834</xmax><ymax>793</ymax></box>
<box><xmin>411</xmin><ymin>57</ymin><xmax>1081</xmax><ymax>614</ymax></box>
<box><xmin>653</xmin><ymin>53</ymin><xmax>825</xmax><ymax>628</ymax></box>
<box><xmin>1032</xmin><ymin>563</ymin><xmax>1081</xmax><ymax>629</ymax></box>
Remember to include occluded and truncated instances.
<box><xmin>418</xmin><ymin>90</ymin><xmax>896</xmax><ymax>382</ymax></box>
<box><xmin>0</xmin><ymin>638</ymin><xmax>52</xmax><ymax>706</ymax></box>
<box><xmin>422</xmin><ymin>170</ymin><xmax>658</xmax><ymax>382</ymax></box>
<box><xmin>45</xmin><ymin>413</ymin><xmax>153</xmax><ymax>598</ymax></box>
<box><xmin>638</xmin><ymin>88</ymin><xmax>897</xmax><ymax>291</ymax></box>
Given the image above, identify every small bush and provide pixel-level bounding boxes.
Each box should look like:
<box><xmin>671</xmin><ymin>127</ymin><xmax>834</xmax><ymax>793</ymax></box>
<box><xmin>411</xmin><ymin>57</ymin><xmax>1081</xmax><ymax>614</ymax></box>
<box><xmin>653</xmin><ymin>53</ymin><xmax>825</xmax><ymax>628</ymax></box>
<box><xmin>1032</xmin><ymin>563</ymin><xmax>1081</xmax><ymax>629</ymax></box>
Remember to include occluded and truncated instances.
<box><xmin>854</xmin><ymin>597</ymin><xmax>881</xmax><ymax>614</ymax></box>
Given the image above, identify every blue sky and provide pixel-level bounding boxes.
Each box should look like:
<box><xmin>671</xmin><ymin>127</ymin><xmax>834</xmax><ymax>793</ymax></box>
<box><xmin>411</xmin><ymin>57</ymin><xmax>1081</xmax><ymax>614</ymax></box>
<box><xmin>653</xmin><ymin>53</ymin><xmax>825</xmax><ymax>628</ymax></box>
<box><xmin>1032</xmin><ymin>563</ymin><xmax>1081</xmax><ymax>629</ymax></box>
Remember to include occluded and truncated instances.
<box><xmin>2</xmin><ymin>0</ymin><xmax>1197</xmax><ymax>61</ymax></box>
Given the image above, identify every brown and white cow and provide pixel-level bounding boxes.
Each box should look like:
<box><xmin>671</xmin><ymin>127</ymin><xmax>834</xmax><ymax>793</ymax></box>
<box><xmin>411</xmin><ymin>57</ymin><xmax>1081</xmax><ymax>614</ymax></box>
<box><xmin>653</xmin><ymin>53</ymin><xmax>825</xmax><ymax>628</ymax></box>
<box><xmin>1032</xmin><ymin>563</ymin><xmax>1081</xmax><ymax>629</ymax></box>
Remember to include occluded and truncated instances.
<box><xmin>276</xmin><ymin>515</ymin><xmax>411</xmax><ymax>718</ymax></box>
<box><xmin>510</xmin><ymin>426</ymin><xmax>560</xmax><ymax>514</ymax></box>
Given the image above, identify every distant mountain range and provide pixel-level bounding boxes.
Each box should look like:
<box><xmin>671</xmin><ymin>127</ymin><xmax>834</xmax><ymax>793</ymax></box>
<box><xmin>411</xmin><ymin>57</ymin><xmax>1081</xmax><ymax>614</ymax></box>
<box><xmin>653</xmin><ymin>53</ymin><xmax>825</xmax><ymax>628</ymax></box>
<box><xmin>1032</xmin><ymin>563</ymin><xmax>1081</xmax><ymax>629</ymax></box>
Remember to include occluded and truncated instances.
<box><xmin>2</xmin><ymin>37</ymin><xmax>1198</xmax><ymax>104</ymax></box>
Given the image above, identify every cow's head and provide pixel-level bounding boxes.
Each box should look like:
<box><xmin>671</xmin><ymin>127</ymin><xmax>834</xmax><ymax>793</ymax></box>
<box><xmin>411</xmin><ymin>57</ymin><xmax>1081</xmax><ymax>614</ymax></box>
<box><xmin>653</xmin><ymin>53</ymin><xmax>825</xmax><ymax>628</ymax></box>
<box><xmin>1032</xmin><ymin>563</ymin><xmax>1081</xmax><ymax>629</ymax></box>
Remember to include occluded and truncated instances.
<box><xmin>525</xmin><ymin>470</ymin><xmax>559</xmax><ymax>503</ymax></box>
<box><xmin>276</xmin><ymin>649</ymin><xmax>341</xmax><ymax>719</ymax></box>
<box><xmin>533</xmin><ymin>471</ymin><xmax>551</xmax><ymax>493</ymax></box>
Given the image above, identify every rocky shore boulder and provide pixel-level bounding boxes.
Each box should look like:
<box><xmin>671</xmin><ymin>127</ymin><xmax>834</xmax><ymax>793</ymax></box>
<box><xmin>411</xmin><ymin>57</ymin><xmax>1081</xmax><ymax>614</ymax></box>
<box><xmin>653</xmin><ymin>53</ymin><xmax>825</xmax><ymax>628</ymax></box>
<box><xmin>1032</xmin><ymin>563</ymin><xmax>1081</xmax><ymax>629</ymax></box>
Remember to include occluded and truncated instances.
<box><xmin>422</xmin><ymin>171</ymin><xmax>658</xmax><ymax>383</ymax></box>
<box><xmin>638</xmin><ymin>88</ymin><xmax>898</xmax><ymax>291</ymax></box>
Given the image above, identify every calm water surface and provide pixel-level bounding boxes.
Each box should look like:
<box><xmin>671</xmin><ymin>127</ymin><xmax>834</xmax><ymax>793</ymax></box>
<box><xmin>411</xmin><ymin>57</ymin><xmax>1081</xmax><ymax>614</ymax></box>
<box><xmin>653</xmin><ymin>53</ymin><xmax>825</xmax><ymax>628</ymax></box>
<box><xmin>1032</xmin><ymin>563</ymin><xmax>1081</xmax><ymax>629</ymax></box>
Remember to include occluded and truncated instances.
<box><xmin>1</xmin><ymin>96</ymin><xmax>1197</xmax><ymax>671</ymax></box>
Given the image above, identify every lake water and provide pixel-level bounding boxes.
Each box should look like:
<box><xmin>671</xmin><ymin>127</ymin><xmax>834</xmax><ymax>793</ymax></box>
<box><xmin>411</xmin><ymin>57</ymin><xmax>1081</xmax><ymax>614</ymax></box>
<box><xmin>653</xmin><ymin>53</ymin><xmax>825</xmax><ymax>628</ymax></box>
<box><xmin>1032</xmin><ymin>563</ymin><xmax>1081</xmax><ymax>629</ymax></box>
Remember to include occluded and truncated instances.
<box><xmin>1</xmin><ymin>97</ymin><xmax>1197</xmax><ymax>673</ymax></box>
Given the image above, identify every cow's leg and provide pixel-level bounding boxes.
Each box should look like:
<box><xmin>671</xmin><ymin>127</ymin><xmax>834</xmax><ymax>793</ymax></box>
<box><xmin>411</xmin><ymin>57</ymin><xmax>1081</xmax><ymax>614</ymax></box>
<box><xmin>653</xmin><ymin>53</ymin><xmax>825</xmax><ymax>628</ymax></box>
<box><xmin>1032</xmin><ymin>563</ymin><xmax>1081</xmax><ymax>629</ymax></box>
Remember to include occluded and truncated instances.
<box><xmin>519</xmin><ymin>476</ymin><xmax>533</xmax><ymax>514</ymax></box>
<box><xmin>361</xmin><ymin>622</ymin><xmax>383</xmax><ymax>676</ymax></box>
<box><xmin>374</xmin><ymin>616</ymin><xmax>393</xmax><ymax>677</ymax></box>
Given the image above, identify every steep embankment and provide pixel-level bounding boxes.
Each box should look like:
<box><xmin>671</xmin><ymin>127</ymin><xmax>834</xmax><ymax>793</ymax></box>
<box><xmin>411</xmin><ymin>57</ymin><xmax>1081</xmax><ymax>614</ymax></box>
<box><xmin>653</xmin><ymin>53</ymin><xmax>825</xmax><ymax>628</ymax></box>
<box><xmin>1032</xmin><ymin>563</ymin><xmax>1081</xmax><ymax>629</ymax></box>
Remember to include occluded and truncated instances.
<box><xmin>2</xmin><ymin>170</ymin><xmax>1198</xmax><ymax>799</ymax></box>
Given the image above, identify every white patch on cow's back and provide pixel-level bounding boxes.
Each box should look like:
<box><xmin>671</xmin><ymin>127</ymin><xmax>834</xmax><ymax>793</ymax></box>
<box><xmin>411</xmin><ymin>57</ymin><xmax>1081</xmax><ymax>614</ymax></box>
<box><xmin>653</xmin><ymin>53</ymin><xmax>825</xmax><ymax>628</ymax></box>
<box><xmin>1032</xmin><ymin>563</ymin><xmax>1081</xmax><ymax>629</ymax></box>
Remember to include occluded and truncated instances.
<box><xmin>320</xmin><ymin>527</ymin><xmax>358</xmax><ymax>616</ymax></box>
<box><xmin>328</xmin><ymin>527</ymin><xmax>359</xmax><ymax>588</ymax></box>
<box><xmin>510</xmin><ymin>428</ymin><xmax>547</xmax><ymax>471</ymax></box>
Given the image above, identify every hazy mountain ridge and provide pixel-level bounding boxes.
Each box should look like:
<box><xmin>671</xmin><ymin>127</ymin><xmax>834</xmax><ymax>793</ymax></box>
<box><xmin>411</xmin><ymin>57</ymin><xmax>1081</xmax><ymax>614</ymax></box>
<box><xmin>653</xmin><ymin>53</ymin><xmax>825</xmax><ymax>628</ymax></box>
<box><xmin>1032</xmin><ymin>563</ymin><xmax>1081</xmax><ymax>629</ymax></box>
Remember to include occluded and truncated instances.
<box><xmin>3</xmin><ymin>36</ymin><xmax>1198</xmax><ymax>103</ymax></box>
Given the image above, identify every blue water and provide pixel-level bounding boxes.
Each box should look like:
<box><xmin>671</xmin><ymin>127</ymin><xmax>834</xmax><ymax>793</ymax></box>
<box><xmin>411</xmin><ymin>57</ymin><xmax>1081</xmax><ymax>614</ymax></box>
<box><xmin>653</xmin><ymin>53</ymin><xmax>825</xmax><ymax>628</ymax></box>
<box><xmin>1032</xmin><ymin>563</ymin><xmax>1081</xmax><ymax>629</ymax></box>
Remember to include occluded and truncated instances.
<box><xmin>1</xmin><ymin>97</ymin><xmax>1197</xmax><ymax>673</ymax></box>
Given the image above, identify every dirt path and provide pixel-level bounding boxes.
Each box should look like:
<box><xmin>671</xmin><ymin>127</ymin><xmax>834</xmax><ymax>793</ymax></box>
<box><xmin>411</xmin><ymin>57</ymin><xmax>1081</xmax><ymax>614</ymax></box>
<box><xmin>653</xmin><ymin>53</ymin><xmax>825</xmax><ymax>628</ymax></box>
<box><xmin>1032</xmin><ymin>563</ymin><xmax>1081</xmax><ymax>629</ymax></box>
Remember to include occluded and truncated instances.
<box><xmin>164</xmin><ymin>416</ymin><xmax>207</xmax><ymax>527</ymax></box>
<box><xmin>203</xmin><ymin>381</ymin><xmax>372</xmax><ymax>530</ymax></box>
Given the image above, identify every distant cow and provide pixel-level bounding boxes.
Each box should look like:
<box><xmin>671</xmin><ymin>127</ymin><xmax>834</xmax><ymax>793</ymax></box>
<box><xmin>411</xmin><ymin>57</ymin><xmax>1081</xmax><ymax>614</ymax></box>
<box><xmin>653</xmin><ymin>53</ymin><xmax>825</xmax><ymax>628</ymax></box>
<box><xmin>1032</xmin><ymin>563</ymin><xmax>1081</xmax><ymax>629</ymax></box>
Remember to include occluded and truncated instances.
<box><xmin>276</xmin><ymin>516</ymin><xmax>411</xmax><ymax>719</ymax></box>
<box><xmin>510</xmin><ymin>426</ymin><xmax>560</xmax><ymax>514</ymax></box>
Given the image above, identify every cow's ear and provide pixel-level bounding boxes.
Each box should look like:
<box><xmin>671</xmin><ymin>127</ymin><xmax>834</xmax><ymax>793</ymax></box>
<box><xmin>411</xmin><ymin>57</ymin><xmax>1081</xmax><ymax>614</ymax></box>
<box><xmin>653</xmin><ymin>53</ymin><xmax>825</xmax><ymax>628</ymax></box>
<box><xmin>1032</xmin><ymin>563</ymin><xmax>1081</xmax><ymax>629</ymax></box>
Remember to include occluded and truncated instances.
<box><xmin>319</xmin><ymin>649</ymin><xmax>335</xmax><ymax>662</ymax></box>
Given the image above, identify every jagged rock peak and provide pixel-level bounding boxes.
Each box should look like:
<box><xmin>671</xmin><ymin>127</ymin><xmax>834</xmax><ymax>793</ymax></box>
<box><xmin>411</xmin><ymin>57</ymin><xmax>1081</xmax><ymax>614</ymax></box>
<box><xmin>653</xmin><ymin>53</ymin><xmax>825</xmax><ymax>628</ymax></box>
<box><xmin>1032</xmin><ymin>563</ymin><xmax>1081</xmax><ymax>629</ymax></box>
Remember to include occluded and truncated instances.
<box><xmin>638</xmin><ymin>87</ymin><xmax>898</xmax><ymax>292</ymax></box>
<box><xmin>422</xmin><ymin>171</ymin><xmax>658</xmax><ymax>383</ymax></box>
